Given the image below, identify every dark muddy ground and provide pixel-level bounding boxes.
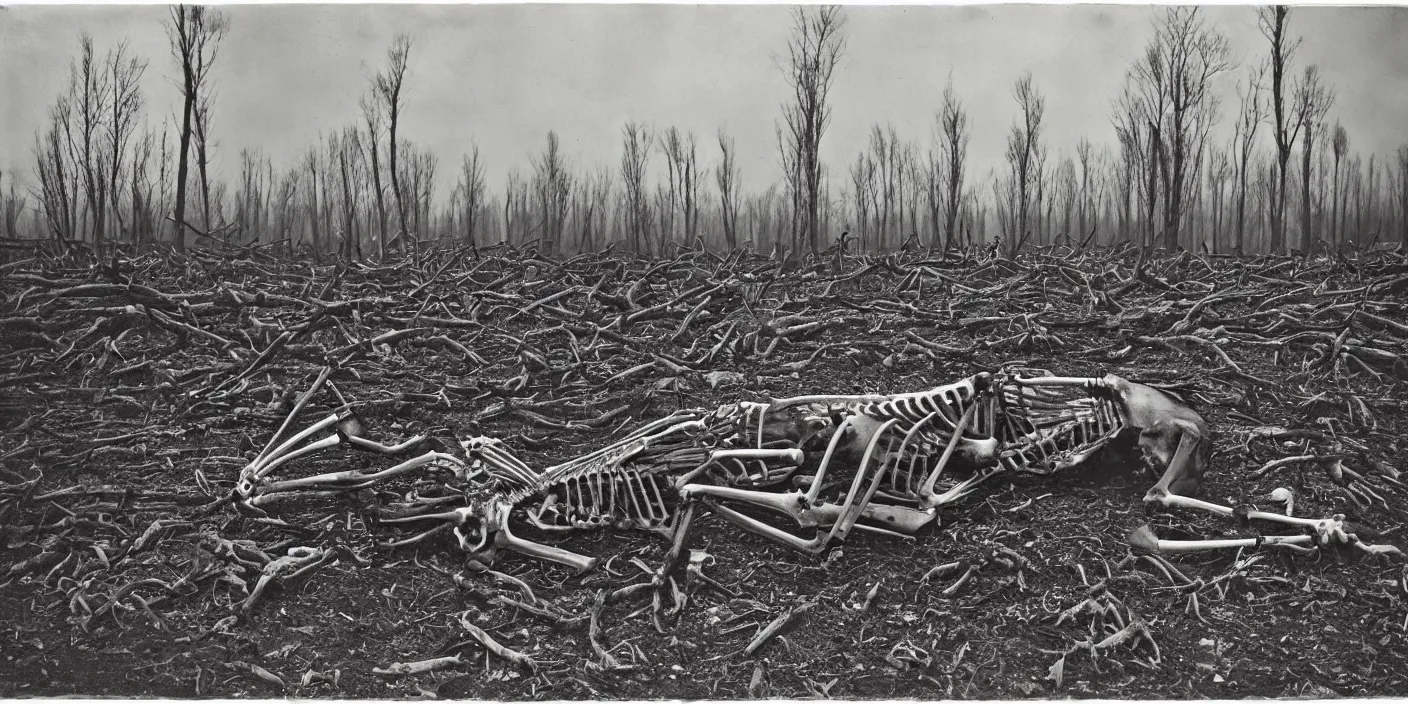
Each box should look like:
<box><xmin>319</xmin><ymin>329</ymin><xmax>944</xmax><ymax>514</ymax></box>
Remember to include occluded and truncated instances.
<box><xmin>2</xmin><ymin>243</ymin><xmax>1406</xmax><ymax>698</ymax></box>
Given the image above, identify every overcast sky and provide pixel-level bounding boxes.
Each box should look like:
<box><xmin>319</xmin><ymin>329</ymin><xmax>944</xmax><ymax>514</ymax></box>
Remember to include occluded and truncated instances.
<box><xmin>3</xmin><ymin>4</ymin><xmax>1407</xmax><ymax>199</ymax></box>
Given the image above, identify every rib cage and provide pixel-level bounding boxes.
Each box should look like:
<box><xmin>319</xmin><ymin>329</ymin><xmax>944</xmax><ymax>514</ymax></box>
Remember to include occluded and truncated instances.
<box><xmin>994</xmin><ymin>376</ymin><xmax>1129</xmax><ymax>473</ymax></box>
<box><xmin>482</xmin><ymin>401</ymin><xmax>808</xmax><ymax>532</ymax></box>
<box><xmin>750</xmin><ymin>375</ymin><xmax>1003</xmax><ymax>518</ymax></box>
<box><xmin>874</xmin><ymin>412</ymin><xmax>953</xmax><ymax>499</ymax></box>
<box><xmin>759</xmin><ymin>373</ymin><xmax>1134</xmax><ymax>530</ymax></box>
<box><xmin>537</xmin><ymin>467</ymin><xmax>677</xmax><ymax>530</ymax></box>
<box><xmin>773</xmin><ymin>374</ymin><xmax>994</xmax><ymax>436</ymax></box>
<box><xmin>849</xmin><ymin>374</ymin><xmax>997</xmax><ymax>438</ymax></box>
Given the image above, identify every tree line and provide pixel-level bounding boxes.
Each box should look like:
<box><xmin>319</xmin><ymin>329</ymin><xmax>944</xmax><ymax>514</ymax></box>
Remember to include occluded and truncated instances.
<box><xmin>9</xmin><ymin>4</ymin><xmax>1408</xmax><ymax>259</ymax></box>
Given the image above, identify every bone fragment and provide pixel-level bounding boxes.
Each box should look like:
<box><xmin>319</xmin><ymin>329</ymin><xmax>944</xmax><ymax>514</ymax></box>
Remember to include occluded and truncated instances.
<box><xmin>745</xmin><ymin>600</ymin><xmax>816</xmax><ymax>656</ymax></box>
<box><xmin>458</xmin><ymin>611</ymin><xmax>538</xmax><ymax>672</ymax></box>
<box><xmin>373</xmin><ymin>654</ymin><xmax>464</xmax><ymax>676</ymax></box>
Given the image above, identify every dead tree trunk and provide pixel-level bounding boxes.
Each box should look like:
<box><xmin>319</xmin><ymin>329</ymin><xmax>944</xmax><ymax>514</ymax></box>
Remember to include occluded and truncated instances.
<box><xmin>166</xmin><ymin>5</ymin><xmax>226</xmax><ymax>253</ymax></box>
<box><xmin>375</xmin><ymin>35</ymin><xmax>413</xmax><ymax>254</ymax></box>
<box><xmin>779</xmin><ymin>5</ymin><xmax>847</xmax><ymax>253</ymax></box>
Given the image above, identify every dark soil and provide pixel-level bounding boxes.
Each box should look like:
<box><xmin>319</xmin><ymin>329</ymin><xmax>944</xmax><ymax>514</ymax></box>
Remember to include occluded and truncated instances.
<box><xmin>2</xmin><ymin>243</ymin><xmax>1406</xmax><ymax>699</ymax></box>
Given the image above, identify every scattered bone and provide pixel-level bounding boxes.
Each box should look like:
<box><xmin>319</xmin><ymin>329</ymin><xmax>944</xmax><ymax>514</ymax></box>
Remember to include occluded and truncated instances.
<box><xmin>373</xmin><ymin>654</ymin><xmax>465</xmax><ymax>677</ymax></box>
<box><xmin>457</xmin><ymin>611</ymin><xmax>538</xmax><ymax>673</ymax></box>
<box><xmin>6</xmin><ymin>245</ymin><xmax>1406</xmax><ymax>688</ymax></box>
<box><xmin>744</xmin><ymin>599</ymin><xmax>816</xmax><ymax>657</ymax></box>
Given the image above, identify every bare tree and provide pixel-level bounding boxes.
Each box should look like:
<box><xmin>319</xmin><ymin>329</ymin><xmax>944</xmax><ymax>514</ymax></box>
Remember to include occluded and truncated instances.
<box><xmin>892</xmin><ymin>129</ymin><xmax>910</xmax><ymax>245</ymax></box>
<box><xmin>103</xmin><ymin>41</ymin><xmax>146</xmax><ymax>244</ymax></box>
<box><xmin>1006</xmin><ymin>72</ymin><xmax>1045</xmax><ymax>254</ymax></box>
<box><xmin>1207</xmin><ymin>146</ymin><xmax>1230</xmax><ymax>252</ymax></box>
<box><xmin>333</xmin><ymin>127</ymin><xmax>362</xmax><ymax>259</ymax></box>
<box><xmin>1346</xmin><ymin>159</ymin><xmax>1361</xmax><ymax>248</ymax></box>
<box><xmin>716</xmin><ymin>128</ymin><xmax>742</xmax><ymax>250</ymax></box>
<box><xmin>670</xmin><ymin>133</ymin><xmax>695</xmax><ymax>246</ymax></box>
<box><xmin>1363</xmin><ymin>155</ymin><xmax>1377</xmax><ymax>243</ymax></box>
<box><xmin>532</xmin><ymin>131</ymin><xmax>573</xmax><ymax>255</ymax></box>
<box><xmin>1346</xmin><ymin>154</ymin><xmax>1363</xmax><ymax>246</ymax></box>
<box><xmin>153</xmin><ymin>126</ymin><xmax>174</xmax><ymax>245</ymax></box>
<box><xmin>235</xmin><ymin>146</ymin><xmax>267</xmax><ymax>241</ymax></box>
<box><xmin>1330</xmin><ymin>122</ymin><xmax>1348</xmax><ymax>248</ymax></box>
<box><xmin>457</xmin><ymin>141</ymin><xmax>487</xmax><ymax>248</ymax></box>
<box><xmin>303</xmin><ymin>146</ymin><xmax>322</xmax><ymax>258</ymax></box>
<box><xmin>848</xmin><ymin>152</ymin><xmax>876</xmax><ymax>251</ymax></box>
<box><xmin>778</xmin><ymin>5</ymin><xmax>847</xmax><ymax>253</ymax></box>
<box><xmin>620</xmin><ymin>122</ymin><xmax>653</xmax><ymax>253</ymax></box>
<box><xmin>373</xmin><ymin>34</ymin><xmax>412</xmax><ymax>248</ymax></box>
<box><xmin>778</xmin><ymin>123</ymin><xmax>802</xmax><ymax>249</ymax></box>
<box><xmin>504</xmin><ymin>169</ymin><xmax>523</xmax><ymax>246</ymax></box>
<box><xmin>938</xmin><ymin>80</ymin><xmax>970</xmax><ymax>252</ymax></box>
<box><xmin>131</xmin><ymin>125</ymin><xmax>169</xmax><ymax>246</ymax></box>
<box><xmin>272</xmin><ymin>167</ymin><xmax>298</xmax><ymax>253</ymax></box>
<box><xmin>167</xmin><ymin>5</ymin><xmax>228</xmax><ymax>253</ymax></box>
<box><xmin>511</xmin><ymin>171</ymin><xmax>532</xmax><ymax>247</ymax></box>
<box><xmin>867</xmin><ymin>126</ymin><xmax>893</xmax><ymax>249</ymax></box>
<box><xmin>0</xmin><ymin>171</ymin><xmax>28</xmax><ymax>240</ymax></box>
<box><xmin>66</xmin><ymin>34</ymin><xmax>111</xmax><ymax>248</ymax></box>
<box><xmin>420</xmin><ymin>149</ymin><xmax>438</xmax><ymax>241</ymax></box>
<box><xmin>192</xmin><ymin>84</ymin><xmax>216</xmax><ymax>232</ymax></box>
<box><xmin>898</xmin><ymin>150</ymin><xmax>920</xmax><ymax>247</ymax></box>
<box><xmin>1294</xmin><ymin>65</ymin><xmax>1333</xmax><ymax>252</ymax></box>
<box><xmin>1313</xmin><ymin>119</ymin><xmax>1330</xmax><ymax>246</ymax></box>
<box><xmin>965</xmin><ymin>187</ymin><xmax>986</xmax><ymax>247</ymax></box>
<box><xmin>594</xmin><ymin>168</ymin><xmax>614</xmax><ymax>249</ymax></box>
<box><xmin>1075</xmin><ymin>136</ymin><xmax>1092</xmax><ymax>244</ymax></box>
<box><xmin>649</xmin><ymin>129</ymin><xmax>702</xmax><ymax>248</ymax></box>
<box><xmin>33</xmin><ymin>95</ymin><xmax>78</xmax><ymax>243</ymax></box>
<box><xmin>1054</xmin><ymin>156</ymin><xmax>1078</xmax><ymax>244</ymax></box>
<box><xmin>318</xmin><ymin>138</ymin><xmax>337</xmax><ymax>249</ymax></box>
<box><xmin>654</xmin><ymin>184</ymin><xmax>674</xmax><ymax>254</ymax></box>
<box><xmin>358</xmin><ymin>95</ymin><xmax>388</xmax><ymax>258</ymax></box>
<box><xmin>1398</xmin><ymin>146</ymin><xmax>1408</xmax><ymax>250</ymax></box>
<box><xmin>658</xmin><ymin>127</ymin><xmax>683</xmax><ymax>249</ymax></box>
<box><xmin>1229</xmin><ymin>65</ymin><xmax>1263</xmax><ymax>253</ymax></box>
<box><xmin>576</xmin><ymin>166</ymin><xmax>612</xmax><ymax>252</ymax></box>
<box><xmin>1035</xmin><ymin>138</ymin><xmax>1052</xmax><ymax>244</ymax></box>
<box><xmin>396</xmin><ymin>143</ymin><xmax>435</xmax><ymax>242</ymax></box>
<box><xmin>923</xmin><ymin>146</ymin><xmax>943</xmax><ymax>249</ymax></box>
<box><xmin>1113</xmin><ymin>63</ymin><xmax>1164</xmax><ymax>252</ymax></box>
<box><xmin>1111</xmin><ymin>91</ymin><xmax>1142</xmax><ymax>245</ymax></box>
<box><xmin>1127</xmin><ymin>8</ymin><xmax>1231</xmax><ymax>251</ymax></box>
<box><xmin>1260</xmin><ymin>5</ymin><xmax>1300</xmax><ymax>253</ymax></box>
<box><xmin>743</xmin><ymin>184</ymin><xmax>778</xmax><ymax>251</ymax></box>
<box><xmin>681</xmin><ymin>132</ymin><xmax>701</xmax><ymax>244</ymax></box>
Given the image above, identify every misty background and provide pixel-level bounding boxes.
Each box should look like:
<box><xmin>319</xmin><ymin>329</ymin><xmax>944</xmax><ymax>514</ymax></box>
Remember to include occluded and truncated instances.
<box><xmin>2</xmin><ymin>3</ymin><xmax>1407</xmax><ymax>255</ymax></box>
<box><xmin>6</xmin><ymin>4</ymin><xmax>1406</xmax><ymax>198</ymax></box>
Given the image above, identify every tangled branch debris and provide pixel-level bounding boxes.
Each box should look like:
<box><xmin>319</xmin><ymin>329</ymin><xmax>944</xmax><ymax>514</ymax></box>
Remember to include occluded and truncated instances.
<box><xmin>2</xmin><ymin>241</ymin><xmax>1406</xmax><ymax>698</ymax></box>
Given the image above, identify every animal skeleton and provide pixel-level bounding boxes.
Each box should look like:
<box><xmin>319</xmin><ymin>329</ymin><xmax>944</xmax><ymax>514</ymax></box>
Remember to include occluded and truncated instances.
<box><xmin>233</xmin><ymin>368</ymin><xmax>1398</xmax><ymax>589</ymax></box>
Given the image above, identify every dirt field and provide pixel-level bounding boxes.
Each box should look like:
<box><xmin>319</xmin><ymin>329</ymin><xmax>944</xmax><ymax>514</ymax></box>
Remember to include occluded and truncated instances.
<box><xmin>2</xmin><ymin>243</ymin><xmax>1406</xmax><ymax>699</ymax></box>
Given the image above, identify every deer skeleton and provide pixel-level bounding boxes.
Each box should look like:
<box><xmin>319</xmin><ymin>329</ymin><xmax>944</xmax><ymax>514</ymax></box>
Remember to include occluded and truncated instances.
<box><xmin>233</xmin><ymin>369</ymin><xmax>1399</xmax><ymax>580</ymax></box>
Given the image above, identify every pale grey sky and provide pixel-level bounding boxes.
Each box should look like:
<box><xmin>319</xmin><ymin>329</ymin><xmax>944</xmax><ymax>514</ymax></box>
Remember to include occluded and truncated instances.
<box><xmin>3</xmin><ymin>4</ymin><xmax>1407</xmax><ymax>199</ymax></box>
